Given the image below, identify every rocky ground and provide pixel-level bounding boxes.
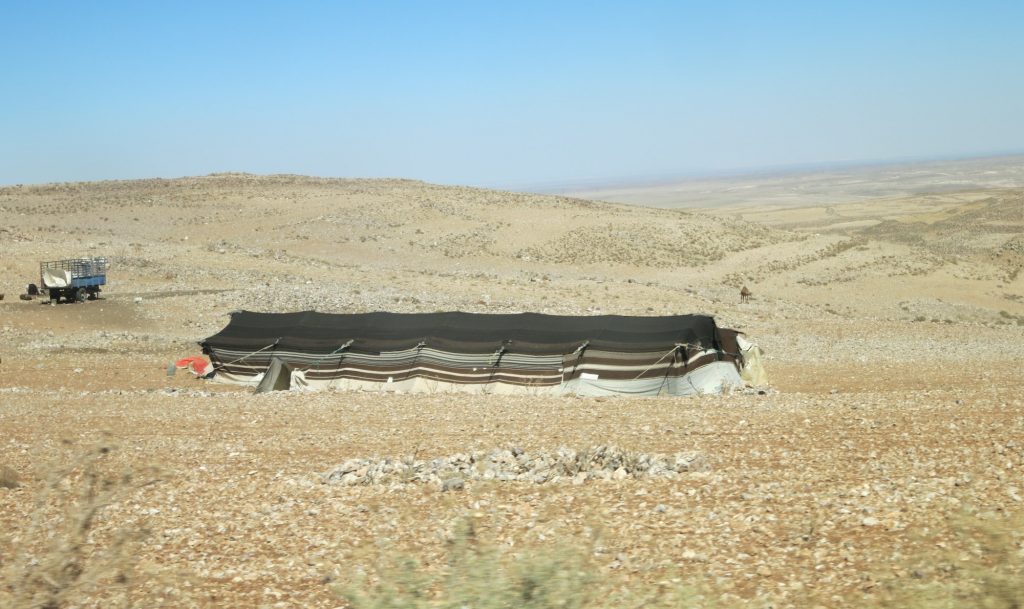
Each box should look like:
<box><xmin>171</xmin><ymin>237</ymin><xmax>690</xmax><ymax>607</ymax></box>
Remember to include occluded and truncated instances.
<box><xmin>1</xmin><ymin>171</ymin><xmax>1022</xmax><ymax>607</ymax></box>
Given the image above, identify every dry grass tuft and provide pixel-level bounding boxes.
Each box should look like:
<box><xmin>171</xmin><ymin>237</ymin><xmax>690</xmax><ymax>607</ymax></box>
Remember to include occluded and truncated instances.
<box><xmin>0</xmin><ymin>438</ymin><xmax>173</xmax><ymax>609</ymax></box>
<box><xmin>339</xmin><ymin>519</ymin><xmax>707</xmax><ymax>609</ymax></box>
<box><xmin>0</xmin><ymin>465</ymin><xmax>20</xmax><ymax>489</ymax></box>
<box><xmin>878</xmin><ymin>511</ymin><xmax>1024</xmax><ymax>609</ymax></box>
<box><xmin>342</xmin><ymin>511</ymin><xmax>1024</xmax><ymax>609</ymax></box>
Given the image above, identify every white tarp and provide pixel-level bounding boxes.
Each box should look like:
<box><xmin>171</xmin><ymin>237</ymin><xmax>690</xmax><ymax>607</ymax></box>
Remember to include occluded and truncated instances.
<box><xmin>42</xmin><ymin>269</ymin><xmax>72</xmax><ymax>289</ymax></box>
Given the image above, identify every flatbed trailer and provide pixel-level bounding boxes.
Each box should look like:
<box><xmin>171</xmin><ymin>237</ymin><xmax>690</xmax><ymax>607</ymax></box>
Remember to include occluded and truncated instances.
<box><xmin>40</xmin><ymin>257</ymin><xmax>109</xmax><ymax>303</ymax></box>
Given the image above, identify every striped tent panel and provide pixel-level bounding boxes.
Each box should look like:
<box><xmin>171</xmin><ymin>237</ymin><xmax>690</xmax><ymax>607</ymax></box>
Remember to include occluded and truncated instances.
<box><xmin>200</xmin><ymin>311</ymin><xmax>753</xmax><ymax>396</ymax></box>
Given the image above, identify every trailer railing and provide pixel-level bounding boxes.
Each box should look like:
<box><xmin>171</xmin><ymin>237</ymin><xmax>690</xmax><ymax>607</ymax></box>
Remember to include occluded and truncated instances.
<box><xmin>40</xmin><ymin>257</ymin><xmax>110</xmax><ymax>279</ymax></box>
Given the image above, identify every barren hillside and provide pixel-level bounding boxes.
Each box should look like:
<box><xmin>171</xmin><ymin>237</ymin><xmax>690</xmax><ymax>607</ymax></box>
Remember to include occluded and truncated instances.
<box><xmin>1</xmin><ymin>174</ymin><xmax>1022</xmax><ymax>608</ymax></box>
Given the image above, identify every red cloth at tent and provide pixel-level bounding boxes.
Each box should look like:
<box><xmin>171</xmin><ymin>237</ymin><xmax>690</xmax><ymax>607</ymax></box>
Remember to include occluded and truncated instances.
<box><xmin>175</xmin><ymin>356</ymin><xmax>211</xmax><ymax>376</ymax></box>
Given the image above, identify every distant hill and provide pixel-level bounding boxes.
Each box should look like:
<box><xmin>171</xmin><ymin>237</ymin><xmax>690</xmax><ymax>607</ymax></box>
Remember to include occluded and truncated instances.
<box><xmin>0</xmin><ymin>173</ymin><xmax>801</xmax><ymax>272</ymax></box>
<box><xmin>1</xmin><ymin>173</ymin><xmax>1019</xmax><ymax>328</ymax></box>
<box><xmin>552</xmin><ymin>154</ymin><xmax>1024</xmax><ymax>208</ymax></box>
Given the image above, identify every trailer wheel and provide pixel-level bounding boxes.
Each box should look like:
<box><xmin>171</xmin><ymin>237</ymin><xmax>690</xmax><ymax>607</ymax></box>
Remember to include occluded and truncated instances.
<box><xmin>75</xmin><ymin>288</ymin><xmax>88</xmax><ymax>303</ymax></box>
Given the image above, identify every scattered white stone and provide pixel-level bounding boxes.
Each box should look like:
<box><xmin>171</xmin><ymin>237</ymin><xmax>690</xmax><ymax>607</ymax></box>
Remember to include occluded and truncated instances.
<box><xmin>442</xmin><ymin>477</ymin><xmax>465</xmax><ymax>492</ymax></box>
<box><xmin>323</xmin><ymin>445</ymin><xmax>711</xmax><ymax>487</ymax></box>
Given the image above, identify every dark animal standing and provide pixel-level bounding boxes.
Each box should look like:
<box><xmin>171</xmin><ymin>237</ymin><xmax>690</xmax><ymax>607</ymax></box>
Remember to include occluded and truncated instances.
<box><xmin>740</xmin><ymin>286</ymin><xmax>752</xmax><ymax>303</ymax></box>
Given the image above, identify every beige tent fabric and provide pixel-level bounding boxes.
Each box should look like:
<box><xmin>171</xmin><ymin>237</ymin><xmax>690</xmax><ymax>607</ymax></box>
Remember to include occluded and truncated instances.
<box><xmin>736</xmin><ymin>334</ymin><xmax>768</xmax><ymax>386</ymax></box>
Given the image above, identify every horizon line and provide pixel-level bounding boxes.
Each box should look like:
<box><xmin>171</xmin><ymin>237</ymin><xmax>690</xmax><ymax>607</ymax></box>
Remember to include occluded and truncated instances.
<box><xmin>1</xmin><ymin>150</ymin><xmax>1022</xmax><ymax>192</ymax></box>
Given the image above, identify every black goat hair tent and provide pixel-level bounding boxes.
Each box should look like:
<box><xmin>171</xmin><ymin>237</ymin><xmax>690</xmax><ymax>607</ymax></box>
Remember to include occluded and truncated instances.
<box><xmin>200</xmin><ymin>311</ymin><xmax>765</xmax><ymax>395</ymax></box>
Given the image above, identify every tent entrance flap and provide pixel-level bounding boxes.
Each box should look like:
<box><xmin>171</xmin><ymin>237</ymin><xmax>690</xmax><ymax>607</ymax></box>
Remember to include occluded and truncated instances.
<box><xmin>255</xmin><ymin>357</ymin><xmax>295</xmax><ymax>393</ymax></box>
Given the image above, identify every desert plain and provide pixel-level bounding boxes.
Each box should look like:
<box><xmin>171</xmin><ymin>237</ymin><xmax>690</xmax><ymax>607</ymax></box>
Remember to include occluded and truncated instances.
<box><xmin>1</xmin><ymin>158</ymin><xmax>1023</xmax><ymax>608</ymax></box>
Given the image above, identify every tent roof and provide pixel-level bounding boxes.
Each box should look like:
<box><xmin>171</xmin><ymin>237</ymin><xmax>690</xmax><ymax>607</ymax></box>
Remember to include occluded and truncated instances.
<box><xmin>200</xmin><ymin>310</ymin><xmax>726</xmax><ymax>356</ymax></box>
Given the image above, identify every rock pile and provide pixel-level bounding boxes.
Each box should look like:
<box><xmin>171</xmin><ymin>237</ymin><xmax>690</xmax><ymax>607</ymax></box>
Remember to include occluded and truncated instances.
<box><xmin>323</xmin><ymin>445</ymin><xmax>709</xmax><ymax>488</ymax></box>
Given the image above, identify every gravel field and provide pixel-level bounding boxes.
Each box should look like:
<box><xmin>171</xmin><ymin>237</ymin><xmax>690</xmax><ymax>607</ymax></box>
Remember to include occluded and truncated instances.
<box><xmin>1</xmin><ymin>175</ymin><xmax>1022</xmax><ymax>608</ymax></box>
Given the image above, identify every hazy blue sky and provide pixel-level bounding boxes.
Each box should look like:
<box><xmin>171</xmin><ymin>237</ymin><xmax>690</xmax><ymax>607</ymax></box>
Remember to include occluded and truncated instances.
<box><xmin>2</xmin><ymin>1</ymin><xmax>1022</xmax><ymax>188</ymax></box>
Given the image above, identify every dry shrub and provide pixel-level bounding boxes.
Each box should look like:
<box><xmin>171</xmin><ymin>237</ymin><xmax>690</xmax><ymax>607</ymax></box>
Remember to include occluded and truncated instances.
<box><xmin>0</xmin><ymin>438</ymin><xmax>183</xmax><ymax>609</ymax></box>
<box><xmin>343</xmin><ymin>510</ymin><xmax>1024</xmax><ymax>609</ymax></box>
<box><xmin>0</xmin><ymin>465</ymin><xmax>19</xmax><ymax>489</ymax></box>
<box><xmin>338</xmin><ymin>519</ymin><xmax>708</xmax><ymax>609</ymax></box>
<box><xmin>878</xmin><ymin>511</ymin><xmax>1024</xmax><ymax>609</ymax></box>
